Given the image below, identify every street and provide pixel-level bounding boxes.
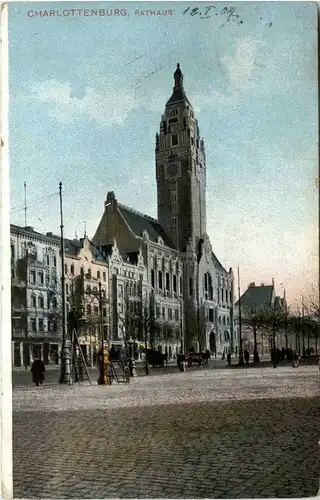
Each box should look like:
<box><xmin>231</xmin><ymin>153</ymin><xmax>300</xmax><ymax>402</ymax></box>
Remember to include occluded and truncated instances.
<box><xmin>13</xmin><ymin>365</ymin><xmax>320</xmax><ymax>498</ymax></box>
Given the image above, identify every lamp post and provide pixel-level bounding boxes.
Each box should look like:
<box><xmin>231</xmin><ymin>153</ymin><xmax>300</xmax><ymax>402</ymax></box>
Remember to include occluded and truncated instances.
<box><xmin>252</xmin><ymin>311</ymin><xmax>260</xmax><ymax>363</ymax></box>
<box><xmin>237</xmin><ymin>268</ymin><xmax>244</xmax><ymax>366</ymax></box>
<box><xmin>127</xmin><ymin>336</ymin><xmax>137</xmax><ymax>377</ymax></box>
<box><xmin>144</xmin><ymin>290</ymin><xmax>149</xmax><ymax>375</ymax></box>
<box><xmin>97</xmin><ymin>280</ymin><xmax>110</xmax><ymax>385</ymax></box>
<box><xmin>58</xmin><ymin>182</ymin><xmax>71</xmax><ymax>384</ymax></box>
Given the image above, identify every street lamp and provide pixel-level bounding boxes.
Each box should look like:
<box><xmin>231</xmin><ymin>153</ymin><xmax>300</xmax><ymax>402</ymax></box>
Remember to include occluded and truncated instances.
<box><xmin>237</xmin><ymin>268</ymin><xmax>244</xmax><ymax>366</ymax></box>
<box><xmin>252</xmin><ymin>312</ymin><xmax>260</xmax><ymax>363</ymax></box>
<box><xmin>127</xmin><ymin>336</ymin><xmax>137</xmax><ymax>377</ymax></box>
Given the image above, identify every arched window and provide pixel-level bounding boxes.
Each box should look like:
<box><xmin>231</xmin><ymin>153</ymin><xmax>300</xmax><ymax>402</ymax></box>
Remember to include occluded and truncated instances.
<box><xmin>223</xmin><ymin>316</ymin><xmax>226</xmax><ymax>325</ymax></box>
<box><xmin>71</xmin><ymin>264</ymin><xmax>75</xmax><ymax>275</ymax></box>
<box><xmin>204</xmin><ymin>272</ymin><xmax>213</xmax><ymax>300</ymax></box>
<box><xmin>31</xmin><ymin>294</ymin><xmax>36</xmax><ymax>308</ymax></box>
<box><xmin>229</xmin><ymin>290</ymin><xmax>232</xmax><ymax>303</ymax></box>
<box><xmin>218</xmin><ymin>316</ymin><xmax>222</xmax><ymax>324</ymax></box>
<box><xmin>221</xmin><ymin>289</ymin><xmax>224</xmax><ymax>303</ymax></box>
<box><xmin>38</xmin><ymin>295</ymin><xmax>44</xmax><ymax>308</ymax></box>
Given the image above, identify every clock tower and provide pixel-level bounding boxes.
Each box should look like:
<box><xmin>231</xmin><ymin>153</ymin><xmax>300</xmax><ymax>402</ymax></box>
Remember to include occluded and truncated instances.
<box><xmin>155</xmin><ymin>63</ymin><xmax>207</xmax><ymax>251</ymax></box>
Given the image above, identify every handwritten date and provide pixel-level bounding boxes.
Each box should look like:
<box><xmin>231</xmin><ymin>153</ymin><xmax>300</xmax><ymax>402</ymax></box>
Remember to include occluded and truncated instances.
<box><xmin>182</xmin><ymin>5</ymin><xmax>243</xmax><ymax>24</ymax></box>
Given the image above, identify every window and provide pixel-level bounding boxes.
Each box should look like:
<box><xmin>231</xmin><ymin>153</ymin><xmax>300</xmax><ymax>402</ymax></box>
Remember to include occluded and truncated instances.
<box><xmin>223</xmin><ymin>317</ymin><xmax>226</xmax><ymax>325</ymax></box>
<box><xmin>221</xmin><ymin>289</ymin><xmax>224</xmax><ymax>302</ymax></box>
<box><xmin>97</xmin><ymin>270</ymin><xmax>100</xmax><ymax>279</ymax></box>
<box><xmin>166</xmin><ymin>272</ymin><xmax>170</xmax><ymax>291</ymax></box>
<box><xmin>189</xmin><ymin>277</ymin><xmax>193</xmax><ymax>296</ymax></box>
<box><xmin>151</xmin><ymin>269</ymin><xmax>155</xmax><ymax>288</ymax></box>
<box><xmin>46</xmin><ymin>255</ymin><xmax>50</xmax><ymax>266</ymax></box>
<box><xmin>171</xmin><ymin>134</ymin><xmax>178</xmax><ymax>147</ymax></box>
<box><xmin>227</xmin><ymin>317</ymin><xmax>230</xmax><ymax>325</ymax></box>
<box><xmin>103</xmin><ymin>307</ymin><xmax>107</xmax><ymax>317</ymax></box>
<box><xmin>38</xmin><ymin>271</ymin><xmax>44</xmax><ymax>285</ymax></box>
<box><xmin>11</xmin><ymin>244</ymin><xmax>15</xmax><ymax>260</ymax></box>
<box><xmin>11</xmin><ymin>268</ymin><xmax>15</xmax><ymax>280</ymax></box>
<box><xmin>66</xmin><ymin>284</ymin><xmax>69</xmax><ymax>295</ymax></box>
<box><xmin>87</xmin><ymin>268</ymin><xmax>91</xmax><ymax>278</ymax></box>
<box><xmin>162</xmin><ymin>308</ymin><xmax>166</xmax><ymax>319</ymax></box>
<box><xmin>180</xmin><ymin>277</ymin><xmax>182</xmax><ymax>295</ymax></box>
<box><xmin>52</xmin><ymin>297</ymin><xmax>57</xmax><ymax>308</ymax></box>
<box><xmin>52</xmin><ymin>320</ymin><xmax>57</xmax><ymax>332</ymax></box>
<box><xmin>30</xmin><ymin>270</ymin><xmax>36</xmax><ymax>284</ymax></box>
<box><xmin>38</xmin><ymin>318</ymin><xmax>44</xmax><ymax>332</ymax></box>
<box><xmin>175</xmin><ymin>309</ymin><xmax>179</xmax><ymax>321</ymax></box>
<box><xmin>53</xmin><ymin>256</ymin><xmax>57</xmax><ymax>267</ymax></box>
<box><xmin>38</xmin><ymin>296</ymin><xmax>44</xmax><ymax>308</ymax></box>
<box><xmin>173</xmin><ymin>275</ymin><xmax>177</xmax><ymax>293</ymax></box>
<box><xmin>80</xmin><ymin>267</ymin><xmax>84</xmax><ymax>278</ymax></box>
<box><xmin>172</xmin><ymin>217</ymin><xmax>177</xmax><ymax>227</ymax></box>
<box><xmin>31</xmin><ymin>319</ymin><xmax>37</xmax><ymax>332</ymax></box>
<box><xmin>183</xmin><ymin>117</ymin><xmax>188</xmax><ymax>128</ymax></box>
<box><xmin>103</xmin><ymin>271</ymin><xmax>106</xmax><ymax>281</ymax></box>
<box><xmin>31</xmin><ymin>294</ymin><xmax>36</xmax><ymax>308</ymax></box>
<box><xmin>169</xmin><ymin>108</ymin><xmax>178</xmax><ymax>117</ymax></box>
<box><xmin>204</xmin><ymin>272</ymin><xmax>213</xmax><ymax>301</ymax></box>
<box><xmin>168</xmin><ymin>308</ymin><xmax>173</xmax><ymax>320</ymax></box>
<box><xmin>71</xmin><ymin>264</ymin><xmax>75</xmax><ymax>275</ymax></box>
<box><xmin>218</xmin><ymin>316</ymin><xmax>222</xmax><ymax>324</ymax></box>
<box><xmin>171</xmin><ymin>191</ymin><xmax>177</xmax><ymax>203</ymax></box>
<box><xmin>218</xmin><ymin>290</ymin><xmax>220</xmax><ymax>302</ymax></box>
<box><xmin>158</xmin><ymin>271</ymin><xmax>163</xmax><ymax>290</ymax></box>
<box><xmin>209</xmin><ymin>309</ymin><xmax>214</xmax><ymax>322</ymax></box>
<box><xmin>156</xmin><ymin>304</ymin><xmax>160</xmax><ymax>318</ymax></box>
<box><xmin>229</xmin><ymin>290</ymin><xmax>232</xmax><ymax>303</ymax></box>
<box><xmin>64</xmin><ymin>264</ymin><xmax>68</xmax><ymax>275</ymax></box>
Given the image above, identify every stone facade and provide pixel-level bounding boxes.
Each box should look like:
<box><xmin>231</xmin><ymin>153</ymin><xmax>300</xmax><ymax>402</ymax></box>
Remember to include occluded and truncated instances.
<box><xmin>10</xmin><ymin>224</ymin><xmax>61</xmax><ymax>366</ymax></box>
<box><xmin>93</xmin><ymin>64</ymin><xmax>234</xmax><ymax>356</ymax></box>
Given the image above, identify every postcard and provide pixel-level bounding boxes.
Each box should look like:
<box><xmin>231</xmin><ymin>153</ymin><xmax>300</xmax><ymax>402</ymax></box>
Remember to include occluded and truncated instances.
<box><xmin>1</xmin><ymin>1</ymin><xmax>319</xmax><ymax>499</ymax></box>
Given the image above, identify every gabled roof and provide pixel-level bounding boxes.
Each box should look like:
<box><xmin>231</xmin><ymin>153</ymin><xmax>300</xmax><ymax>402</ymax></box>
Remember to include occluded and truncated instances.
<box><xmin>212</xmin><ymin>252</ymin><xmax>228</xmax><ymax>273</ymax></box>
<box><xmin>118</xmin><ymin>204</ymin><xmax>174</xmax><ymax>248</ymax></box>
<box><xmin>236</xmin><ymin>285</ymin><xmax>274</xmax><ymax>309</ymax></box>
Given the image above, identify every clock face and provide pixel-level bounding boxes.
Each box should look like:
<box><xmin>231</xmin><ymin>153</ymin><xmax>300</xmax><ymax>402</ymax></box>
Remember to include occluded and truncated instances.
<box><xmin>166</xmin><ymin>162</ymin><xmax>180</xmax><ymax>179</ymax></box>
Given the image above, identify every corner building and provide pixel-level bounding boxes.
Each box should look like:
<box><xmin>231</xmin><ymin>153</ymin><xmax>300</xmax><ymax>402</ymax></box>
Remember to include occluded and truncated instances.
<box><xmin>94</xmin><ymin>64</ymin><xmax>234</xmax><ymax>355</ymax></box>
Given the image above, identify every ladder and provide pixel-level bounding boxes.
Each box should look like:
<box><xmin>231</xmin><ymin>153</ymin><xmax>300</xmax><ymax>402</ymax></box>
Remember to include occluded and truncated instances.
<box><xmin>70</xmin><ymin>329</ymin><xmax>92</xmax><ymax>385</ymax></box>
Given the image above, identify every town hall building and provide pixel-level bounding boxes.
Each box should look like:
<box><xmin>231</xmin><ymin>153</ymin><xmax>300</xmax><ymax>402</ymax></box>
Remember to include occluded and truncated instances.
<box><xmin>93</xmin><ymin>64</ymin><xmax>234</xmax><ymax>356</ymax></box>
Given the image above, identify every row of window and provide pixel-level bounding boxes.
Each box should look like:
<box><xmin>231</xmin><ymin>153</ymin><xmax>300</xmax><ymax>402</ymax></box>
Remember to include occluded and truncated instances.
<box><xmin>65</xmin><ymin>264</ymin><xmax>107</xmax><ymax>281</ymax></box>
<box><xmin>29</xmin><ymin>317</ymin><xmax>58</xmax><ymax>333</ymax></box>
<box><xmin>218</xmin><ymin>289</ymin><xmax>232</xmax><ymax>304</ymax></box>
<box><xmin>151</xmin><ymin>270</ymin><xmax>182</xmax><ymax>294</ymax></box>
<box><xmin>156</xmin><ymin>306</ymin><xmax>180</xmax><ymax>321</ymax></box>
<box><xmin>219</xmin><ymin>316</ymin><xmax>230</xmax><ymax>326</ymax></box>
<box><xmin>10</xmin><ymin>244</ymin><xmax>58</xmax><ymax>267</ymax></box>
<box><xmin>30</xmin><ymin>294</ymin><xmax>57</xmax><ymax>309</ymax></box>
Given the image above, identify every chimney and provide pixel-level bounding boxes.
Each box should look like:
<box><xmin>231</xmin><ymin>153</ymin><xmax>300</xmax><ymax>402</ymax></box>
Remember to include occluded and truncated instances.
<box><xmin>260</xmin><ymin>282</ymin><xmax>264</xmax><ymax>287</ymax></box>
<box><xmin>46</xmin><ymin>232</ymin><xmax>53</xmax><ymax>237</ymax></box>
<box><xmin>248</xmin><ymin>282</ymin><xmax>255</xmax><ymax>288</ymax></box>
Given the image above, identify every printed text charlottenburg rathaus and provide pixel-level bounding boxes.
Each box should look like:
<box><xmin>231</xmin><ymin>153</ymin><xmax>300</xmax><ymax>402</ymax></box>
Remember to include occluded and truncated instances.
<box><xmin>27</xmin><ymin>8</ymin><xmax>174</xmax><ymax>17</ymax></box>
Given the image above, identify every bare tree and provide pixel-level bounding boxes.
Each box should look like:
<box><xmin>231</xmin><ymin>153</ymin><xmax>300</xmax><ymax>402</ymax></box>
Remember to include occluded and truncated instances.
<box><xmin>242</xmin><ymin>307</ymin><xmax>267</xmax><ymax>363</ymax></box>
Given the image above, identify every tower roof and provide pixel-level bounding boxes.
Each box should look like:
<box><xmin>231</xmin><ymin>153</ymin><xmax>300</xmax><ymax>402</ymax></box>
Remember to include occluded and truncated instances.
<box><xmin>166</xmin><ymin>63</ymin><xmax>190</xmax><ymax>106</ymax></box>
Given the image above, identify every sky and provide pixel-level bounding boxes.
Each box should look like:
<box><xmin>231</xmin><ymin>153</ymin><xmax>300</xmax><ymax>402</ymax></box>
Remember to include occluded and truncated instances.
<box><xmin>8</xmin><ymin>1</ymin><xmax>318</xmax><ymax>305</ymax></box>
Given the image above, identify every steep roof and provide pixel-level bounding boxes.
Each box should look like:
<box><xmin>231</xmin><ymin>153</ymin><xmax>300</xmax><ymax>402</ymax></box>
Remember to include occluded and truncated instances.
<box><xmin>166</xmin><ymin>63</ymin><xmax>191</xmax><ymax>106</ymax></box>
<box><xmin>118</xmin><ymin>203</ymin><xmax>174</xmax><ymax>248</ymax></box>
<box><xmin>212</xmin><ymin>252</ymin><xmax>228</xmax><ymax>273</ymax></box>
<box><xmin>236</xmin><ymin>285</ymin><xmax>274</xmax><ymax>309</ymax></box>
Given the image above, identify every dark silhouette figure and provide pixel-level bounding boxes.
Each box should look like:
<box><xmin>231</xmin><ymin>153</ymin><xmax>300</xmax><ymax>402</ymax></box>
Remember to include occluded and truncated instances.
<box><xmin>244</xmin><ymin>349</ymin><xmax>250</xmax><ymax>365</ymax></box>
<box><xmin>227</xmin><ymin>351</ymin><xmax>231</xmax><ymax>367</ymax></box>
<box><xmin>31</xmin><ymin>358</ymin><xmax>45</xmax><ymax>386</ymax></box>
<box><xmin>177</xmin><ymin>351</ymin><xmax>186</xmax><ymax>372</ymax></box>
<box><xmin>281</xmin><ymin>347</ymin><xmax>286</xmax><ymax>361</ymax></box>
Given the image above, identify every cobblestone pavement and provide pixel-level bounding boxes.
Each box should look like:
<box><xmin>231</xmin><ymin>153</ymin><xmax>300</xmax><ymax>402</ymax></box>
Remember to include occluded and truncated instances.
<box><xmin>13</xmin><ymin>366</ymin><xmax>320</xmax><ymax>498</ymax></box>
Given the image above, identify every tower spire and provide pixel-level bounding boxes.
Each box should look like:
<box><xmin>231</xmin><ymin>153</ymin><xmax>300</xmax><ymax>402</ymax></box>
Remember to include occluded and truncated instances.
<box><xmin>174</xmin><ymin>63</ymin><xmax>183</xmax><ymax>89</ymax></box>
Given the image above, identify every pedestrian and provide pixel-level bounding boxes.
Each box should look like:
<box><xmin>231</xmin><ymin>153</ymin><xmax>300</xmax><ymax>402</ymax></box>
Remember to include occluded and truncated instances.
<box><xmin>31</xmin><ymin>357</ymin><xmax>45</xmax><ymax>386</ymax></box>
<box><xmin>292</xmin><ymin>351</ymin><xmax>299</xmax><ymax>368</ymax></box>
<box><xmin>177</xmin><ymin>350</ymin><xmax>186</xmax><ymax>372</ymax></box>
<box><xmin>244</xmin><ymin>349</ymin><xmax>250</xmax><ymax>365</ymax></box>
<box><xmin>227</xmin><ymin>351</ymin><xmax>231</xmax><ymax>367</ymax></box>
